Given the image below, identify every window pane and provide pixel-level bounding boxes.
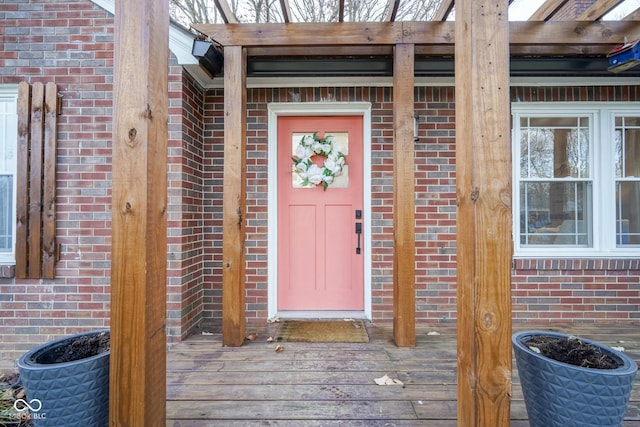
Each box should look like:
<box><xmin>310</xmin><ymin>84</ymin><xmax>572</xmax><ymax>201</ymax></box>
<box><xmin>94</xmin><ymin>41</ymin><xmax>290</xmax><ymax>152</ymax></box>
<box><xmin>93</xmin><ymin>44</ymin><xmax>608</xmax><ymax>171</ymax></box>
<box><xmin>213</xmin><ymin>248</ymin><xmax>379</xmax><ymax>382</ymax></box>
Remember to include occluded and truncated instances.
<box><xmin>520</xmin><ymin>180</ymin><xmax>591</xmax><ymax>246</ymax></box>
<box><xmin>615</xmin><ymin>116</ymin><xmax>640</xmax><ymax>246</ymax></box>
<box><xmin>616</xmin><ymin>182</ymin><xmax>640</xmax><ymax>245</ymax></box>
<box><xmin>0</xmin><ymin>175</ymin><xmax>12</xmax><ymax>252</ymax></box>
<box><xmin>520</xmin><ymin>117</ymin><xmax>590</xmax><ymax>179</ymax></box>
<box><xmin>615</xmin><ymin>117</ymin><xmax>640</xmax><ymax>178</ymax></box>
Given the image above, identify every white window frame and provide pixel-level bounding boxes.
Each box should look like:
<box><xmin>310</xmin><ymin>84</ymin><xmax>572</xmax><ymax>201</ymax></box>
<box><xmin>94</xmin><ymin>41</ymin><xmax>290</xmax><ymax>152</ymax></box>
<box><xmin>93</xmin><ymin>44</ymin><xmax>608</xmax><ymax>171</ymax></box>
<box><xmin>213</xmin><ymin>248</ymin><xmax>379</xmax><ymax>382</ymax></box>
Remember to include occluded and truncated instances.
<box><xmin>0</xmin><ymin>85</ymin><xmax>18</xmax><ymax>264</ymax></box>
<box><xmin>512</xmin><ymin>102</ymin><xmax>640</xmax><ymax>258</ymax></box>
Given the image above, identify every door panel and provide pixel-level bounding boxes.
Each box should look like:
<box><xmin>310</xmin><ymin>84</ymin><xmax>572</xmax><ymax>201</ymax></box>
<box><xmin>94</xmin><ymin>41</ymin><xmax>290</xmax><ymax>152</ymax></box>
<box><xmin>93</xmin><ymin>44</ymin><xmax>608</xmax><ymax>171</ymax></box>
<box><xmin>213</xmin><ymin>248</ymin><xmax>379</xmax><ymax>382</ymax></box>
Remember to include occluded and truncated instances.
<box><xmin>277</xmin><ymin>116</ymin><xmax>364</xmax><ymax>311</ymax></box>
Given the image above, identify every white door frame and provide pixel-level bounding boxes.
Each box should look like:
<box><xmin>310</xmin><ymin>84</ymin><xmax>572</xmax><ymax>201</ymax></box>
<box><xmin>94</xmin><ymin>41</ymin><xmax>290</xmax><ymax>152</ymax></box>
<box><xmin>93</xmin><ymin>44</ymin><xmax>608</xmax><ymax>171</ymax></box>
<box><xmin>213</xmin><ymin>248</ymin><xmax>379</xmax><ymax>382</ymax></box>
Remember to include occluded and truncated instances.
<box><xmin>267</xmin><ymin>102</ymin><xmax>372</xmax><ymax>320</ymax></box>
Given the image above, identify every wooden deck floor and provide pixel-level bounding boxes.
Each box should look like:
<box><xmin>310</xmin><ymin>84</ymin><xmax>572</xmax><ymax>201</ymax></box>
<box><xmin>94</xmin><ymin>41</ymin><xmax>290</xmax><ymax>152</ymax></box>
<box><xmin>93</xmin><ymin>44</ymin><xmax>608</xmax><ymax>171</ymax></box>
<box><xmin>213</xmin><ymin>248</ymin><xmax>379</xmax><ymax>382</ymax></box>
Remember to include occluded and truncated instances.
<box><xmin>167</xmin><ymin>321</ymin><xmax>640</xmax><ymax>426</ymax></box>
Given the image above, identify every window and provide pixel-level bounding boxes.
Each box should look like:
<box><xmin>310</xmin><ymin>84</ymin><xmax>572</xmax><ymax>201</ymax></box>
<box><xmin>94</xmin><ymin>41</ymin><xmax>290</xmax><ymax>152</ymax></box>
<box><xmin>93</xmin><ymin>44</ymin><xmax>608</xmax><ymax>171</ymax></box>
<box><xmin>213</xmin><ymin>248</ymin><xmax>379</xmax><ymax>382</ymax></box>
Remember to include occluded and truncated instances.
<box><xmin>513</xmin><ymin>103</ymin><xmax>640</xmax><ymax>257</ymax></box>
<box><xmin>0</xmin><ymin>86</ymin><xmax>17</xmax><ymax>264</ymax></box>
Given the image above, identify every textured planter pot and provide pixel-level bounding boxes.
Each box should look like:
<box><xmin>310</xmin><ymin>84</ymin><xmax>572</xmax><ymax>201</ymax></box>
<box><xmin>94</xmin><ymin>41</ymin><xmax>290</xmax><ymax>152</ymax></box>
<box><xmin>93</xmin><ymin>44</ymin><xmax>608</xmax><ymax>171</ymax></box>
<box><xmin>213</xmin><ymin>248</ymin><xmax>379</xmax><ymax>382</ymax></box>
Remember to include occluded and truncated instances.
<box><xmin>513</xmin><ymin>330</ymin><xmax>637</xmax><ymax>427</ymax></box>
<box><xmin>17</xmin><ymin>330</ymin><xmax>110</xmax><ymax>427</ymax></box>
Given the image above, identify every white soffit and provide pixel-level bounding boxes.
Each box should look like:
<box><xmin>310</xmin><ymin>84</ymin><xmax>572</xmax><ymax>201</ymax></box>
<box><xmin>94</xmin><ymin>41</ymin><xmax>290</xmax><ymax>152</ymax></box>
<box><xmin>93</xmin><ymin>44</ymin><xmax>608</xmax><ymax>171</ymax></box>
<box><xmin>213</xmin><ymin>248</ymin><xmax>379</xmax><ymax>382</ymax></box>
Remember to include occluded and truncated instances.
<box><xmin>90</xmin><ymin>0</ymin><xmax>197</xmax><ymax>65</ymax></box>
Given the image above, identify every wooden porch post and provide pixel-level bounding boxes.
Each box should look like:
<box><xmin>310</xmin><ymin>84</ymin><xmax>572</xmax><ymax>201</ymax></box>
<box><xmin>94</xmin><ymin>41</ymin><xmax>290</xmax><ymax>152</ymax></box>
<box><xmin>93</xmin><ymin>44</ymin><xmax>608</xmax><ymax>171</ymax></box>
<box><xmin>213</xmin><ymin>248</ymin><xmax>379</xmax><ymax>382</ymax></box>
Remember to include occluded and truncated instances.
<box><xmin>222</xmin><ymin>45</ymin><xmax>247</xmax><ymax>346</ymax></box>
<box><xmin>392</xmin><ymin>43</ymin><xmax>416</xmax><ymax>347</ymax></box>
<box><xmin>110</xmin><ymin>0</ymin><xmax>168</xmax><ymax>425</ymax></box>
<box><xmin>455</xmin><ymin>0</ymin><xmax>512</xmax><ymax>426</ymax></box>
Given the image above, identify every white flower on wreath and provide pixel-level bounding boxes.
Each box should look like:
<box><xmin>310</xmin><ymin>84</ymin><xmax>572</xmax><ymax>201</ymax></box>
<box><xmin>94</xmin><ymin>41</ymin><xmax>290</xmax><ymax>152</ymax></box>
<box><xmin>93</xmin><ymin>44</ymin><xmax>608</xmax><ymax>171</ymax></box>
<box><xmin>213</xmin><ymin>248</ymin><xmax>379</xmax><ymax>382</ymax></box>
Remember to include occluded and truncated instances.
<box><xmin>291</xmin><ymin>132</ymin><xmax>346</xmax><ymax>191</ymax></box>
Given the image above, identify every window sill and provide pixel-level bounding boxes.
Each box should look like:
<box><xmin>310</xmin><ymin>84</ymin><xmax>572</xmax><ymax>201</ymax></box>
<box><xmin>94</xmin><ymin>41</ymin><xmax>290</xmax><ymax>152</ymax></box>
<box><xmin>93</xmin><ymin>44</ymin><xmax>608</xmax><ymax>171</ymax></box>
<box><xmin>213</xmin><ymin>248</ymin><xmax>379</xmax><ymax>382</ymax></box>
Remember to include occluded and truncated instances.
<box><xmin>513</xmin><ymin>257</ymin><xmax>640</xmax><ymax>271</ymax></box>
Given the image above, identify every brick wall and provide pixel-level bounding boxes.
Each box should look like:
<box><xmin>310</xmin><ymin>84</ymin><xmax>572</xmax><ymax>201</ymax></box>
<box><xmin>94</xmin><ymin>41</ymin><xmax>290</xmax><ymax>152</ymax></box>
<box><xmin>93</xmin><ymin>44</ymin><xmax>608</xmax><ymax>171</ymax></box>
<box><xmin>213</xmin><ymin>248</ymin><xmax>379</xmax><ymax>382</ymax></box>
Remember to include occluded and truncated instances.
<box><xmin>0</xmin><ymin>0</ymin><xmax>194</xmax><ymax>366</ymax></box>
<box><xmin>197</xmin><ymin>84</ymin><xmax>640</xmax><ymax>326</ymax></box>
<box><xmin>511</xmin><ymin>85</ymin><xmax>640</xmax><ymax>322</ymax></box>
<box><xmin>554</xmin><ymin>0</ymin><xmax>597</xmax><ymax>19</ymax></box>
<box><xmin>0</xmin><ymin>0</ymin><xmax>116</xmax><ymax>366</ymax></box>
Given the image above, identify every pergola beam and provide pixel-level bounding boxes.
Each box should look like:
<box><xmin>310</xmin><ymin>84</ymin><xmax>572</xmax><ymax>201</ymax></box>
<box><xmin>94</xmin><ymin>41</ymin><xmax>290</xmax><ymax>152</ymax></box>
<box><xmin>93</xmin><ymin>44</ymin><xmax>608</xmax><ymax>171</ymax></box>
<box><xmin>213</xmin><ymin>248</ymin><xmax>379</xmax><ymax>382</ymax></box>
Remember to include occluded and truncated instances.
<box><xmin>110</xmin><ymin>0</ymin><xmax>168</xmax><ymax>424</ymax></box>
<box><xmin>384</xmin><ymin>0</ymin><xmax>401</xmax><ymax>22</ymax></box>
<box><xmin>455</xmin><ymin>0</ymin><xmax>512</xmax><ymax>425</ymax></box>
<box><xmin>213</xmin><ymin>0</ymin><xmax>239</xmax><ymax>24</ymax></box>
<box><xmin>221</xmin><ymin>45</ymin><xmax>247</xmax><ymax>347</ymax></box>
<box><xmin>279</xmin><ymin>0</ymin><xmax>292</xmax><ymax>23</ymax></box>
<box><xmin>392</xmin><ymin>43</ymin><xmax>416</xmax><ymax>347</ymax></box>
<box><xmin>529</xmin><ymin>0</ymin><xmax>570</xmax><ymax>20</ymax></box>
<box><xmin>433</xmin><ymin>0</ymin><xmax>454</xmax><ymax>21</ymax></box>
<box><xmin>193</xmin><ymin>21</ymin><xmax>638</xmax><ymax>53</ymax></box>
<box><xmin>624</xmin><ymin>7</ymin><xmax>640</xmax><ymax>20</ymax></box>
<box><xmin>577</xmin><ymin>0</ymin><xmax>625</xmax><ymax>20</ymax></box>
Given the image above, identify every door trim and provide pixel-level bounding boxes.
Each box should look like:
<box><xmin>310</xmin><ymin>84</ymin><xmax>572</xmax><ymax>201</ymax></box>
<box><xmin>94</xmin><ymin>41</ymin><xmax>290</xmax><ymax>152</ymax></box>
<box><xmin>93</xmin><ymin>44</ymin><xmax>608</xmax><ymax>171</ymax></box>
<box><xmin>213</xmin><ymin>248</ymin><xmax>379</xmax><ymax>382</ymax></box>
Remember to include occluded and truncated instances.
<box><xmin>267</xmin><ymin>102</ymin><xmax>372</xmax><ymax>320</ymax></box>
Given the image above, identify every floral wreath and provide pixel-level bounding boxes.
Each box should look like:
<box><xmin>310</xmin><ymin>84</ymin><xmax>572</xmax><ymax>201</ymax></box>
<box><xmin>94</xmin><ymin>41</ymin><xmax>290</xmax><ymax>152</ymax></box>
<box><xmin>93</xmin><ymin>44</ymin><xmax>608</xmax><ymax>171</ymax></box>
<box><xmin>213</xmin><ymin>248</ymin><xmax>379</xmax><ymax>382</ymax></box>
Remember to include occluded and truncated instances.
<box><xmin>291</xmin><ymin>132</ymin><xmax>346</xmax><ymax>191</ymax></box>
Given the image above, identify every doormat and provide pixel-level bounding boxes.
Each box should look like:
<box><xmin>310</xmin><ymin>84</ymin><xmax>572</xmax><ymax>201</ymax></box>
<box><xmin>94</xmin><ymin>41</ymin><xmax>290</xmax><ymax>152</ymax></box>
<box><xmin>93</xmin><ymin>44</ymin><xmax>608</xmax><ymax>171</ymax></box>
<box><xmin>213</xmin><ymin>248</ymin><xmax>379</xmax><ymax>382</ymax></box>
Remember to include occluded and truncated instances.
<box><xmin>274</xmin><ymin>320</ymin><xmax>369</xmax><ymax>343</ymax></box>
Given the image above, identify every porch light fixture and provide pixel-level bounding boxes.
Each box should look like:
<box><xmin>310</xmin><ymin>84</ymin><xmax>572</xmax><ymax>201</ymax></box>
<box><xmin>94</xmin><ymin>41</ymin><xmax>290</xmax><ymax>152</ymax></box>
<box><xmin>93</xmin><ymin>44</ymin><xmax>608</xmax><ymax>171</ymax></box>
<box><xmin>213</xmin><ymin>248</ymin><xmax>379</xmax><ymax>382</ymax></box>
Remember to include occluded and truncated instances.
<box><xmin>414</xmin><ymin>112</ymin><xmax>419</xmax><ymax>142</ymax></box>
<box><xmin>191</xmin><ymin>39</ymin><xmax>224</xmax><ymax>77</ymax></box>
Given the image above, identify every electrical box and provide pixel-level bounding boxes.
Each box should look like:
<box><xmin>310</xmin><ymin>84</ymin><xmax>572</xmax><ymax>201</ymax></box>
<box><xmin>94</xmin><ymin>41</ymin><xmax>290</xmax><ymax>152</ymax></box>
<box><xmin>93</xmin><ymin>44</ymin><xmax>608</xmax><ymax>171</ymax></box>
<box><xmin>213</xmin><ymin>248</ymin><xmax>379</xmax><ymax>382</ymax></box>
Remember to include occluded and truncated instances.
<box><xmin>607</xmin><ymin>39</ymin><xmax>640</xmax><ymax>73</ymax></box>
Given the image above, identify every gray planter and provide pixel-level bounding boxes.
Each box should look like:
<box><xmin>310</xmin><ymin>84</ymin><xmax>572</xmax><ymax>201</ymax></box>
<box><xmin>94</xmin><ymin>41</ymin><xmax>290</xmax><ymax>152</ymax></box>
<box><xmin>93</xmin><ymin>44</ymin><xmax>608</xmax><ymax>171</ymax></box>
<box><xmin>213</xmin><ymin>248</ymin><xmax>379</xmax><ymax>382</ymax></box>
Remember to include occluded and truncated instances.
<box><xmin>17</xmin><ymin>330</ymin><xmax>110</xmax><ymax>427</ymax></box>
<box><xmin>513</xmin><ymin>330</ymin><xmax>637</xmax><ymax>427</ymax></box>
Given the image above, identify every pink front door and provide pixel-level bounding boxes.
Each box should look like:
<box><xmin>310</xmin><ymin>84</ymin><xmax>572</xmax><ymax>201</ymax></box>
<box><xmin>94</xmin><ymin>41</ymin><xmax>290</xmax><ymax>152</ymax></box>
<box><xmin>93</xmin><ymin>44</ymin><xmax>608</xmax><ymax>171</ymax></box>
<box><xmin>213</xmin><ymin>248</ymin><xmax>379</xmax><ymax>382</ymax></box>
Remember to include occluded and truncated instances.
<box><xmin>277</xmin><ymin>116</ymin><xmax>364</xmax><ymax>311</ymax></box>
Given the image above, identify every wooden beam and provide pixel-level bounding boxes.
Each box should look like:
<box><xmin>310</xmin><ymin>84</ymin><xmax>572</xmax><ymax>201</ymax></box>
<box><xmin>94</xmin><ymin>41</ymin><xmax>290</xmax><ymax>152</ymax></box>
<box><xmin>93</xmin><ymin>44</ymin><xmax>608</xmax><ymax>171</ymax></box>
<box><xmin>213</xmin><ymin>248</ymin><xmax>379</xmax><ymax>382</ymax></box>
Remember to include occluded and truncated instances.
<box><xmin>392</xmin><ymin>43</ymin><xmax>416</xmax><ymax>348</ymax></box>
<box><xmin>578</xmin><ymin>0</ymin><xmax>625</xmax><ymax>20</ymax></box>
<box><xmin>623</xmin><ymin>7</ymin><xmax>640</xmax><ymax>20</ymax></box>
<box><xmin>110</xmin><ymin>0</ymin><xmax>168</xmax><ymax>425</ymax></box>
<box><xmin>384</xmin><ymin>0</ymin><xmax>401</xmax><ymax>22</ymax></box>
<box><xmin>222</xmin><ymin>45</ymin><xmax>247</xmax><ymax>347</ymax></box>
<box><xmin>279</xmin><ymin>0</ymin><xmax>291</xmax><ymax>23</ymax></box>
<box><xmin>455</xmin><ymin>0</ymin><xmax>512</xmax><ymax>426</ymax></box>
<box><xmin>433</xmin><ymin>0</ymin><xmax>454</xmax><ymax>21</ymax></box>
<box><xmin>528</xmin><ymin>0</ymin><xmax>569</xmax><ymax>21</ymax></box>
<box><xmin>246</xmin><ymin>42</ymin><xmax>620</xmax><ymax>57</ymax></box>
<box><xmin>338</xmin><ymin>0</ymin><xmax>345</xmax><ymax>22</ymax></box>
<box><xmin>192</xmin><ymin>21</ymin><xmax>638</xmax><ymax>53</ymax></box>
<box><xmin>213</xmin><ymin>0</ymin><xmax>239</xmax><ymax>24</ymax></box>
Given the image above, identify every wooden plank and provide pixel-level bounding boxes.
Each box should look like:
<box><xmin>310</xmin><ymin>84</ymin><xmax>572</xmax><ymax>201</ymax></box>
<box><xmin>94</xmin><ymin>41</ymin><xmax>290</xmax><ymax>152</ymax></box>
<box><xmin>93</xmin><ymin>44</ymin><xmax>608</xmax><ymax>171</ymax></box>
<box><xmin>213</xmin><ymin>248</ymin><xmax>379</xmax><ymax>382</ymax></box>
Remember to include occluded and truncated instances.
<box><xmin>27</xmin><ymin>82</ymin><xmax>44</xmax><ymax>279</ymax></box>
<box><xmin>222</xmin><ymin>45</ymin><xmax>247</xmax><ymax>347</ymax></box>
<box><xmin>167</xmin><ymin>369</ymin><xmax>458</xmax><ymax>385</ymax></box>
<box><xmin>392</xmin><ymin>43</ymin><xmax>416</xmax><ymax>348</ymax></box>
<box><xmin>279</xmin><ymin>0</ymin><xmax>291</xmax><ymax>23</ymax></box>
<box><xmin>110</xmin><ymin>0</ymin><xmax>168</xmax><ymax>425</ymax></box>
<box><xmin>528</xmin><ymin>0</ymin><xmax>569</xmax><ymax>21</ymax></box>
<box><xmin>167</xmin><ymin>400</ymin><xmax>419</xmax><ymax>420</ymax></box>
<box><xmin>15</xmin><ymin>82</ymin><xmax>30</xmax><ymax>279</ymax></box>
<box><xmin>455</xmin><ymin>0</ymin><xmax>512</xmax><ymax>426</ymax></box>
<box><xmin>433</xmin><ymin>0</ymin><xmax>454</xmax><ymax>21</ymax></box>
<box><xmin>623</xmin><ymin>7</ymin><xmax>640</xmax><ymax>20</ymax></box>
<box><xmin>168</xmin><ymin>383</ymin><xmax>458</xmax><ymax>400</ymax></box>
<box><xmin>193</xmin><ymin>21</ymin><xmax>637</xmax><ymax>51</ymax></box>
<box><xmin>42</xmin><ymin>82</ymin><xmax>57</xmax><ymax>279</ymax></box>
<box><xmin>384</xmin><ymin>0</ymin><xmax>400</xmax><ymax>22</ymax></box>
<box><xmin>247</xmin><ymin>43</ymin><xmax>620</xmax><ymax>57</ymax></box>
<box><xmin>577</xmin><ymin>0</ymin><xmax>625</xmax><ymax>20</ymax></box>
<box><xmin>213</xmin><ymin>0</ymin><xmax>239</xmax><ymax>24</ymax></box>
<box><xmin>193</xmin><ymin>22</ymin><xmax>406</xmax><ymax>46</ymax></box>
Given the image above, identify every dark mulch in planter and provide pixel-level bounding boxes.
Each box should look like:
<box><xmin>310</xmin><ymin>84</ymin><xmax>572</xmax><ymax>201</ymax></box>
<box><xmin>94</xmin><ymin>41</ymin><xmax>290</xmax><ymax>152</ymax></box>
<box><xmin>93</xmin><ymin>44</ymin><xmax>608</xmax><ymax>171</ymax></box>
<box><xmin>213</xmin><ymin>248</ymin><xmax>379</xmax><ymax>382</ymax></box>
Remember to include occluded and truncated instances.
<box><xmin>34</xmin><ymin>331</ymin><xmax>110</xmax><ymax>364</ymax></box>
<box><xmin>525</xmin><ymin>335</ymin><xmax>621</xmax><ymax>369</ymax></box>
